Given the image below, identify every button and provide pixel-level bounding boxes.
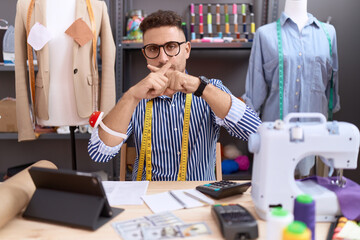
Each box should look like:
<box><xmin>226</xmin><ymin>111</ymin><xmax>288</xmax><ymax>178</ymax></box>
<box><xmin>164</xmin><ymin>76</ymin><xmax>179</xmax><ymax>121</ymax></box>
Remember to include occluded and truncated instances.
<box><xmin>177</xmin><ymin>152</ymin><xmax>181</xmax><ymax>155</ymax></box>
<box><xmin>172</xmin><ymin>104</ymin><xmax>175</xmax><ymax>107</ymax></box>
<box><xmin>294</xmin><ymin>105</ymin><xmax>298</xmax><ymax>109</ymax></box>
<box><xmin>174</xmin><ymin>128</ymin><xmax>178</xmax><ymax>131</ymax></box>
<box><xmin>296</xmin><ymin>92</ymin><xmax>299</xmax><ymax>95</ymax></box>
<box><xmin>74</xmin><ymin>68</ymin><xmax>78</xmax><ymax>74</ymax></box>
<box><xmin>297</xmin><ymin>65</ymin><xmax>301</xmax><ymax>69</ymax></box>
<box><xmin>299</xmin><ymin>52</ymin><xmax>302</xmax><ymax>56</ymax></box>
<box><xmin>296</xmin><ymin>79</ymin><xmax>300</xmax><ymax>82</ymax></box>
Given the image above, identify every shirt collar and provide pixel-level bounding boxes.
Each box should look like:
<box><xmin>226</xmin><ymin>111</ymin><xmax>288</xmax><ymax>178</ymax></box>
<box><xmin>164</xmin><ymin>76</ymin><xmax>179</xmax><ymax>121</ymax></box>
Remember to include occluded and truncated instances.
<box><xmin>280</xmin><ymin>12</ymin><xmax>320</xmax><ymax>28</ymax></box>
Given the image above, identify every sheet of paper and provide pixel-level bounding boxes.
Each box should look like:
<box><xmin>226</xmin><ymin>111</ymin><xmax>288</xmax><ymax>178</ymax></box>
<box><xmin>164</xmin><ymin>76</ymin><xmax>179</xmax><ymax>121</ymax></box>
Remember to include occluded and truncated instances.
<box><xmin>102</xmin><ymin>181</ymin><xmax>149</xmax><ymax>206</ymax></box>
<box><xmin>142</xmin><ymin>192</ymin><xmax>184</xmax><ymax>213</ymax></box>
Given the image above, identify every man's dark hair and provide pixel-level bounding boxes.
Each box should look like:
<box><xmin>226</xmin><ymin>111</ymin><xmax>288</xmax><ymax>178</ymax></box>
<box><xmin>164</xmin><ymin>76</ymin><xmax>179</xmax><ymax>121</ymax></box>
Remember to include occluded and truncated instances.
<box><xmin>140</xmin><ymin>10</ymin><xmax>182</xmax><ymax>35</ymax></box>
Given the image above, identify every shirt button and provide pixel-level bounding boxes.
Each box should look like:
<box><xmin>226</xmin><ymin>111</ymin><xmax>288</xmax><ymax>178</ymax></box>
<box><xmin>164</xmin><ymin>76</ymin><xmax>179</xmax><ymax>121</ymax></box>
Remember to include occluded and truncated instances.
<box><xmin>174</xmin><ymin>128</ymin><xmax>178</xmax><ymax>131</ymax></box>
<box><xmin>74</xmin><ymin>68</ymin><xmax>78</xmax><ymax>74</ymax></box>
<box><xmin>299</xmin><ymin>52</ymin><xmax>302</xmax><ymax>56</ymax></box>
<box><xmin>294</xmin><ymin>105</ymin><xmax>298</xmax><ymax>109</ymax></box>
<box><xmin>177</xmin><ymin>152</ymin><xmax>181</xmax><ymax>155</ymax></box>
<box><xmin>296</xmin><ymin>79</ymin><xmax>300</xmax><ymax>82</ymax></box>
<box><xmin>296</xmin><ymin>92</ymin><xmax>299</xmax><ymax>95</ymax></box>
<box><xmin>172</xmin><ymin>104</ymin><xmax>175</xmax><ymax>107</ymax></box>
<box><xmin>297</xmin><ymin>65</ymin><xmax>301</xmax><ymax>69</ymax></box>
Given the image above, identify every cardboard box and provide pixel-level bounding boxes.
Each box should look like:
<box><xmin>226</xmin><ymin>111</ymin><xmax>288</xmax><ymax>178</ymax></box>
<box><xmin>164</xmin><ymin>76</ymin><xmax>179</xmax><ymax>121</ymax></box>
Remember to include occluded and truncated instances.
<box><xmin>0</xmin><ymin>98</ymin><xmax>17</xmax><ymax>132</ymax></box>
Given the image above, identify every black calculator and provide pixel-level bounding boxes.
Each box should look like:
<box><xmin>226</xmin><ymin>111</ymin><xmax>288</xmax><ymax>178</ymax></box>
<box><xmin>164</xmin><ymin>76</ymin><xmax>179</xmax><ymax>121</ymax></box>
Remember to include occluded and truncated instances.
<box><xmin>212</xmin><ymin>204</ymin><xmax>258</xmax><ymax>240</ymax></box>
<box><xmin>195</xmin><ymin>180</ymin><xmax>251</xmax><ymax>199</ymax></box>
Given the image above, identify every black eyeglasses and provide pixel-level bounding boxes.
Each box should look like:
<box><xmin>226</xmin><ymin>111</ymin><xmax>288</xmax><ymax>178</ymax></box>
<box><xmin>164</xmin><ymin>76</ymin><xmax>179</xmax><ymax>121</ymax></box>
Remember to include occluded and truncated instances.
<box><xmin>142</xmin><ymin>41</ymin><xmax>186</xmax><ymax>59</ymax></box>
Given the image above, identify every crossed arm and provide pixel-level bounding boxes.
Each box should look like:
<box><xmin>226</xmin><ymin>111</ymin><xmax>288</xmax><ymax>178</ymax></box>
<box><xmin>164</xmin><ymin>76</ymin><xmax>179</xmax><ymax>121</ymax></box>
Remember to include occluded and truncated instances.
<box><xmin>98</xmin><ymin>62</ymin><xmax>232</xmax><ymax>147</ymax></box>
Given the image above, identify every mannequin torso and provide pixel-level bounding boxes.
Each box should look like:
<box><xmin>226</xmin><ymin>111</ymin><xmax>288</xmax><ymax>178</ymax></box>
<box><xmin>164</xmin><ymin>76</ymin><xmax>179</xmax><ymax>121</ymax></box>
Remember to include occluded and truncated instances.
<box><xmin>37</xmin><ymin>0</ymin><xmax>88</xmax><ymax>126</ymax></box>
<box><xmin>284</xmin><ymin>0</ymin><xmax>308</xmax><ymax>31</ymax></box>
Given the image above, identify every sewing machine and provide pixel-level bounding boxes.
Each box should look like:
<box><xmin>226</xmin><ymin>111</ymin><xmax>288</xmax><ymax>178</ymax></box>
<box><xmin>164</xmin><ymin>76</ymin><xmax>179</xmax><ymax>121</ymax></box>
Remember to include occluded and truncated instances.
<box><xmin>248</xmin><ymin>113</ymin><xmax>360</xmax><ymax>222</ymax></box>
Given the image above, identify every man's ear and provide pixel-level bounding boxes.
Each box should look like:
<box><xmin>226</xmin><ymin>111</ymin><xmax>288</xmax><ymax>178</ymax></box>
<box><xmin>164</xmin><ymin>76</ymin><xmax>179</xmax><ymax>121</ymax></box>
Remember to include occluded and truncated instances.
<box><xmin>141</xmin><ymin>48</ymin><xmax>146</xmax><ymax>58</ymax></box>
<box><xmin>185</xmin><ymin>41</ymin><xmax>191</xmax><ymax>59</ymax></box>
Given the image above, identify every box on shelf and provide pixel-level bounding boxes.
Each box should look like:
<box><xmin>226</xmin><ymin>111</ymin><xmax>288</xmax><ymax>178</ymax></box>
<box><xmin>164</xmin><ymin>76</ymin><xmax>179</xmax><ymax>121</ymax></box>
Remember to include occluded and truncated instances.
<box><xmin>0</xmin><ymin>97</ymin><xmax>17</xmax><ymax>132</ymax></box>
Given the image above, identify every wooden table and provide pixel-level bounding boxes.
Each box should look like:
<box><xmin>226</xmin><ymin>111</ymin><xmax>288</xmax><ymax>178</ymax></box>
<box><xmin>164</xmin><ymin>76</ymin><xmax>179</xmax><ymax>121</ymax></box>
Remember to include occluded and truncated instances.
<box><xmin>0</xmin><ymin>181</ymin><xmax>330</xmax><ymax>239</ymax></box>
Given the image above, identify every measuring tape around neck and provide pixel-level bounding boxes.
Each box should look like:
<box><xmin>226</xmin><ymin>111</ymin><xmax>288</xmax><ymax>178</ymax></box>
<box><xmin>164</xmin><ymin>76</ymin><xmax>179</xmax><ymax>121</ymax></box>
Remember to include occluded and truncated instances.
<box><xmin>136</xmin><ymin>94</ymin><xmax>192</xmax><ymax>181</ymax></box>
<box><xmin>26</xmin><ymin>0</ymin><xmax>97</xmax><ymax>119</ymax></box>
<box><xmin>276</xmin><ymin>19</ymin><xmax>334</xmax><ymax>120</ymax></box>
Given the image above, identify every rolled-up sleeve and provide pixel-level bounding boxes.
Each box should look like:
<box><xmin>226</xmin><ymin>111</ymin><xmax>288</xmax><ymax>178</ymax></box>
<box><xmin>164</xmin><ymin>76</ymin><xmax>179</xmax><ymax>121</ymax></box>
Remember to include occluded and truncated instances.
<box><xmin>217</xmin><ymin>95</ymin><xmax>262</xmax><ymax>140</ymax></box>
<box><xmin>88</xmin><ymin>128</ymin><xmax>122</xmax><ymax>162</ymax></box>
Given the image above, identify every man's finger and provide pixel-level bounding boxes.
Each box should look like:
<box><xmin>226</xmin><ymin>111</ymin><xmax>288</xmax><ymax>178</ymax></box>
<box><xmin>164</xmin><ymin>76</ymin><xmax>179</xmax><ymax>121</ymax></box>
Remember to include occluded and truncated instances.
<box><xmin>147</xmin><ymin>64</ymin><xmax>159</xmax><ymax>72</ymax></box>
<box><xmin>156</xmin><ymin>62</ymin><xmax>172</xmax><ymax>75</ymax></box>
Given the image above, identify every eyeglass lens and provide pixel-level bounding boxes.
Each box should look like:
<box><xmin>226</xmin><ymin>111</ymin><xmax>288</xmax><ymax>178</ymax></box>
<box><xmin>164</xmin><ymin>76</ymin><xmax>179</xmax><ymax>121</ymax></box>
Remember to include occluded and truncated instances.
<box><xmin>144</xmin><ymin>42</ymin><xmax>182</xmax><ymax>59</ymax></box>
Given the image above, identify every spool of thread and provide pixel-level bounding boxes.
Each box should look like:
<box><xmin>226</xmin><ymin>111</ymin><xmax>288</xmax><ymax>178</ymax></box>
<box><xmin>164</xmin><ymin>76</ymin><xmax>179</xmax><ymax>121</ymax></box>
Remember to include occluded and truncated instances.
<box><xmin>282</xmin><ymin>221</ymin><xmax>311</xmax><ymax>240</ymax></box>
<box><xmin>294</xmin><ymin>194</ymin><xmax>315</xmax><ymax>240</ymax></box>
<box><xmin>266</xmin><ymin>208</ymin><xmax>294</xmax><ymax>240</ymax></box>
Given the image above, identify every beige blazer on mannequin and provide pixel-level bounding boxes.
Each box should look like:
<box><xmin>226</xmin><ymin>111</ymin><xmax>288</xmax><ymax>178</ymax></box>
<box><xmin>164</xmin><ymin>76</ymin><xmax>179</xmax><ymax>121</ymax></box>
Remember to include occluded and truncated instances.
<box><xmin>15</xmin><ymin>0</ymin><xmax>116</xmax><ymax>141</ymax></box>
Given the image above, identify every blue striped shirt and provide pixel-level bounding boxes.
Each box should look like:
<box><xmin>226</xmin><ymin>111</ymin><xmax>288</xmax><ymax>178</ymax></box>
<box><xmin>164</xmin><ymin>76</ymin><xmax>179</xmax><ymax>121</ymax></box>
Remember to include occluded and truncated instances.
<box><xmin>88</xmin><ymin>79</ymin><xmax>261</xmax><ymax>181</ymax></box>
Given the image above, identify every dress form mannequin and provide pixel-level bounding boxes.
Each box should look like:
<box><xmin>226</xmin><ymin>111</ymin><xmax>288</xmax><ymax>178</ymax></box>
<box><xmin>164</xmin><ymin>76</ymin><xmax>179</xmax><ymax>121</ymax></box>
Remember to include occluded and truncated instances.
<box><xmin>243</xmin><ymin>0</ymin><xmax>340</xmax><ymax>176</ymax></box>
<box><xmin>284</xmin><ymin>0</ymin><xmax>308</xmax><ymax>31</ymax></box>
<box><xmin>15</xmin><ymin>0</ymin><xmax>116</xmax><ymax>141</ymax></box>
<box><xmin>37</xmin><ymin>0</ymin><xmax>87</xmax><ymax>127</ymax></box>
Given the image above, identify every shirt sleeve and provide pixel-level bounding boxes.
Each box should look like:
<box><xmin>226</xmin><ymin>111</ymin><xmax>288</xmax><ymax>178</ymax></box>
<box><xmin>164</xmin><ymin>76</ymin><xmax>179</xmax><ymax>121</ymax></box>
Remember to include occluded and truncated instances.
<box><xmin>242</xmin><ymin>28</ymin><xmax>269</xmax><ymax>114</ymax></box>
<box><xmin>217</xmin><ymin>95</ymin><xmax>262</xmax><ymax>140</ymax></box>
<box><xmin>88</xmin><ymin>128</ymin><xmax>123</xmax><ymax>162</ymax></box>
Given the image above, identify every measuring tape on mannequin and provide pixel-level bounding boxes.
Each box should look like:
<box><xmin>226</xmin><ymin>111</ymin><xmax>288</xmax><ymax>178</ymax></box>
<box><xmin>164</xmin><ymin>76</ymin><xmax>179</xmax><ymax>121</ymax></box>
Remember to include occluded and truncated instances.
<box><xmin>26</xmin><ymin>0</ymin><xmax>97</xmax><ymax>121</ymax></box>
<box><xmin>136</xmin><ymin>93</ymin><xmax>192</xmax><ymax>181</ymax></box>
<box><xmin>276</xmin><ymin>19</ymin><xmax>334</xmax><ymax>121</ymax></box>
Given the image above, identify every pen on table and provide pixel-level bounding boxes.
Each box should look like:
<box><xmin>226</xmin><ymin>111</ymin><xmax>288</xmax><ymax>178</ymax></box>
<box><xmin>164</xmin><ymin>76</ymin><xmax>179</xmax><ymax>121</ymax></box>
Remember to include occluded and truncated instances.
<box><xmin>199</xmin><ymin>3</ymin><xmax>204</xmax><ymax>39</ymax></box>
<box><xmin>207</xmin><ymin>4</ymin><xmax>212</xmax><ymax>37</ymax></box>
<box><xmin>183</xmin><ymin>191</ymin><xmax>209</xmax><ymax>206</ymax></box>
<box><xmin>190</xmin><ymin>3</ymin><xmax>195</xmax><ymax>40</ymax></box>
<box><xmin>224</xmin><ymin>4</ymin><xmax>230</xmax><ymax>37</ymax></box>
<box><xmin>242</xmin><ymin>4</ymin><xmax>247</xmax><ymax>38</ymax></box>
<box><xmin>216</xmin><ymin>4</ymin><xmax>221</xmax><ymax>38</ymax></box>
<box><xmin>169</xmin><ymin>191</ymin><xmax>187</xmax><ymax>208</ymax></box>
<box><xmin>233</xmin><ymin>3</ymin><xmax>239</xmax><ymax>39</ymax></box>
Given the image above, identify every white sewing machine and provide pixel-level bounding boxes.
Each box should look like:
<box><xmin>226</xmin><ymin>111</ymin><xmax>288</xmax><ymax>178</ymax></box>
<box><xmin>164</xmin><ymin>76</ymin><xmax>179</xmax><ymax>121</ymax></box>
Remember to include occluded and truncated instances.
<box><xmin>248</xmin><ymin>113</ymin><xmax>360</xmax><ymax>222</ymax></box>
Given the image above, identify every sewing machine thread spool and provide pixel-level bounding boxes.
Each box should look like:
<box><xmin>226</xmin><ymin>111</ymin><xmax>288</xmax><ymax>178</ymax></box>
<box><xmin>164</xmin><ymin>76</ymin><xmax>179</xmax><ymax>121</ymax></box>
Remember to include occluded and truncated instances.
<box><xmin>266</xmin><ymin>208</ymin><xmax>293</xmax><ymax>240</ymax></box>
<box><xmin>294</xmin><ymin>194</ymin><xmax>315</xmax><ymax>240</ymax></box>
<box><xmin>282</xmin><ymin>221</ymin><xmax>311</xmax><ymax>240</ymax></box>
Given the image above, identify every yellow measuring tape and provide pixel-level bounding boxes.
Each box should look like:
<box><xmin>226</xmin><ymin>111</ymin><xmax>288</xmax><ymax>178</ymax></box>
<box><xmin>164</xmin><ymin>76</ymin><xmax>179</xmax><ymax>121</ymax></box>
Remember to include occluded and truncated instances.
<box><xmin>85</xmin><ymin>0</ymin><xmax>97</xmax><ymax>72</ymax></box>
<box><xmin>26</xmin><ymin>0</ymin><xmax>36</xmax><ymax>122</ymax></box>
<box><xmin>26</xmin><ymin>0</ymin><xmax>97</xmax><ymax>119</ymax></box>
<box><xmin>136</xmin><ymin>94</ymin><xmax>192</xmax><ymax>181</ymax></box>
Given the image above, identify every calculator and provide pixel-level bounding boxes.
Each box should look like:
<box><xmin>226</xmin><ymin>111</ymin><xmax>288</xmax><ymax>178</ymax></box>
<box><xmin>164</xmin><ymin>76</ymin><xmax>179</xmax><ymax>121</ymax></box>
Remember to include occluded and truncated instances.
<box><xmin>212</xmin><ymin>203</ymin><xmax>258</xmax><ymax>240</ymax></box>
<box><xmin>195</xmin><ymin>180</ymin><xmax>251</xmax><ymax>199</ymax></box>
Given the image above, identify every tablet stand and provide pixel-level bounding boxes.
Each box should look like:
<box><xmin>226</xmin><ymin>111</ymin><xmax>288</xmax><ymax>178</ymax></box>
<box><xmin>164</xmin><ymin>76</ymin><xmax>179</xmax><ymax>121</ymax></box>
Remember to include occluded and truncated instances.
<box><xmin>23</xmin><ymin>188</ymin><xmax>123</xmax><ymax>230</ymax></box>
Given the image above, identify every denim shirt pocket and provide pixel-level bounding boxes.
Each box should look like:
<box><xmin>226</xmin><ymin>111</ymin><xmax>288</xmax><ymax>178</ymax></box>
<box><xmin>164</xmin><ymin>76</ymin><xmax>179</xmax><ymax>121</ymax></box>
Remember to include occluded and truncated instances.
<box><xmin>263</xmin><ymin>57</ymin><xmax>280</xmax><ymax>91</ymax></box>
<box><xmin>311</xmin><ymin>56</ymin><xmax>331</xmax><ymax>93</ymax></box>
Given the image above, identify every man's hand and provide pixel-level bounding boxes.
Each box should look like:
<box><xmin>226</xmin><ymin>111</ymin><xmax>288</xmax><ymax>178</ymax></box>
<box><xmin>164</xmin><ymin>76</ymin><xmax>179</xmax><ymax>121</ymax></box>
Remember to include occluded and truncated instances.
<box><xmin>129</xmin><ymin>62</ymin><xmax>172</xmax><ymax>100</ymax></box>
<box><xmin>147</xmin><ymin>64</ymin><xmax>200</xmax><ymax>95</ymax></box>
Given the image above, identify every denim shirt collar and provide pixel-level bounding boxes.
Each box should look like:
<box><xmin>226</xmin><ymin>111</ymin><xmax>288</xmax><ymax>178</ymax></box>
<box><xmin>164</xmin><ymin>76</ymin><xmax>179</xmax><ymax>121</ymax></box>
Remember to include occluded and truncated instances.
<box><xmin>280</xmin><ymin>12</ymin><xmax>320</xmax><ymax>29</ymax></box>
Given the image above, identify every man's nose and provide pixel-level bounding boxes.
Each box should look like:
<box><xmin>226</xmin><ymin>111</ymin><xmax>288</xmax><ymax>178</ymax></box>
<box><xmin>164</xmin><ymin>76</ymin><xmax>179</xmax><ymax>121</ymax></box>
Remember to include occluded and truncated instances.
<box><xmin>158</xmin><ymin>46</ymin><xmax>169</xmax><ymax>63</ymax></box>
